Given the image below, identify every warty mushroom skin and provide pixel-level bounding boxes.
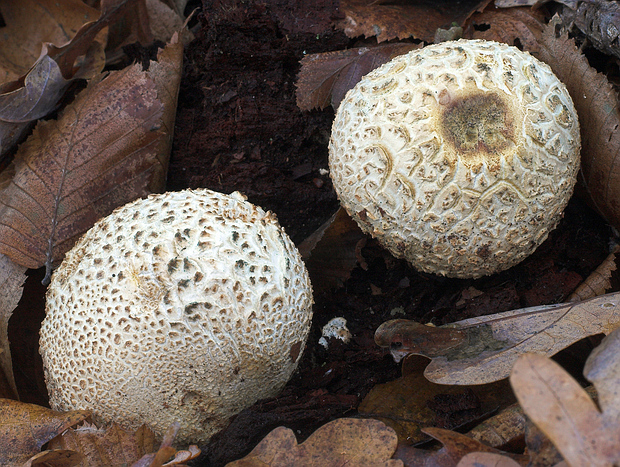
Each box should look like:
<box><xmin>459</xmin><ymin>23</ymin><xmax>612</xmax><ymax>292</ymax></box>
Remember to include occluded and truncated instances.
<box><xmin>329</xmin><ymin>39</ymin><xmax>581</xmax><ymax>278</ymax></box>
<box><xmin>40</xmin><ymin>189</ymin><xmax>313</xmax><ymax>445</ymax></box>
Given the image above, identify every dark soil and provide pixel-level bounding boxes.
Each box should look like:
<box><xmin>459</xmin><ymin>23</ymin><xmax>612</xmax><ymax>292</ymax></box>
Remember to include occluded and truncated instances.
<box><xmin>8</xmin><ymin>0</ymin><xmax>615</xmax><ymax>465</ymax></box>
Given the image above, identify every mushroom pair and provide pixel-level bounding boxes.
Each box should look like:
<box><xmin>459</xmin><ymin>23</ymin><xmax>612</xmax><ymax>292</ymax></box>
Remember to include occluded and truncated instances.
<box><xmin>40</xmin><ymin>39</ymin><xmax>580</xmax><ymax>446</ymax></box>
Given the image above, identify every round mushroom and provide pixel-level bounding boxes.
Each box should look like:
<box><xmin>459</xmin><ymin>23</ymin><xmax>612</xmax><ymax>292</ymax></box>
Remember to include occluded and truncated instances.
<box><xmin>329</xmin><ymin>39</ymin><xmax>580</xmax><ymax>278</ymax></box>
<box><xmin>39</xmin><ymin>189</ymin><xmax>313</xmax><ymax>445</ymax></box>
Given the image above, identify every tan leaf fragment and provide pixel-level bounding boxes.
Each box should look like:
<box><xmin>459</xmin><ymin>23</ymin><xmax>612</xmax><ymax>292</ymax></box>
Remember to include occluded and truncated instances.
<box><xmin>339</xmin><ymin>0</ymin><xmax>491</xmax><ymax>43</ymax></box>
<box><xmin>0</xmin><ymin>398</ymin><xmax>89</xmax><ymax>466</ymax></box>
<box><xmin>537</xmin><ymin>17</ymin><xmax>620</xmax><ymax>232</ymax></box>
<box><xmin>569</xmin><ymin>244</ymin><xmax>619</xmax><ymax>302</ymax></box>
<box><xmin>510</xmin><ymin>352</ymin><xmax>618</xmax><ymax>466</ymax></box>
<box><xmin>0</xmin><ymin>253</ymin><xmax>26</xmax><ymax>400</ymax></box>
<box><xmin>0</xmin><ymin>38</ymin><xmax>188</xmax><ymax>281</ymax></box>
<box><xmin>296</xmin><ymin>43</ymin><xmax>421</xmax><ymax>111</ymax></box>
<box><xmin>375</xmin><ymin>292</ymin><xmax>620</xmax><ymax>385</ymax></box>
<box><xmin>227</xmin><ymin>418</ymin><xmax>403</xmax><ymax>466</ymax></box>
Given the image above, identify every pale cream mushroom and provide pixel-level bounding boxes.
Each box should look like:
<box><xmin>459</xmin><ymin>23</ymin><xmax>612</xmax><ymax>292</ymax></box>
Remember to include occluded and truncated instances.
<box><xmin>329</xmin><ymin>39</ymin><xmax>580</xmax><ymax>278</ymax></box>
<box><xmin>39</xmin><ymin>189</ymin><xmax>313</xmax><ymax>445</ymax></box>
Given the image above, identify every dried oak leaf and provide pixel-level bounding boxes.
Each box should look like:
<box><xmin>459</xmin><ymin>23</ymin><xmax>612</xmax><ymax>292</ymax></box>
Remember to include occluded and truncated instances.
<box><xmin>0</xmin><ymin>253</ymin><xmax>26</xmax><ymax>400</ymax></box>
<box><xmin>463</xmin><ymin>6</ymin><xmax>545</xmax><ymax>54</ymax></box>
<box><xmin>536</xmin><ymin>16</ymin><xmax>620</xmax><ymax>231</ymax></box>
<box><xmin>227</xmin><ymin>418</ymin><xmax>402</xmax><ymax>466</ymax></box>
<box><xmin>375</xmin><ymin>292</ymin><xmax>620</xmax><ymax>385</ymax></box>
<box><xmin>339</xmin><ymin>0</ymin><xmax>491</xmax><ymax>43</ymax></box>
<box><xmin>298</xmin><ymin>207</ymin><xmax>367</xmax><ymax>293</ymax></box>
<box><xmin>0</xmin><ymin>40</ymin><xmax>182</xmax><ymax>281</ymax></box>
<box><xmin>0</xmin><ymin>398</ymin><xmax>89</xmax><ymax>466</ymax></box>
<box><xmin>457</xmin><ymin>452</ymin><xmax>522</xmax><ymax>467</ymax></box>
<box><xmin>296</xmin><ymin>43</ymin><xmax>421</xmax><ymax>111</ymax></box>
<box><xmin>510</xmin><ymin>326</ymin><xmax>620</xmax><ymax>467</ymax></box>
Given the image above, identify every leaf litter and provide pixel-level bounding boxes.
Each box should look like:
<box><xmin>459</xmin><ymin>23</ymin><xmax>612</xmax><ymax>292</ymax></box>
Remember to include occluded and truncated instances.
<box><xmin>3</xmin><ymin>0</ymin><xmax>620</xmax><ymax>466</ymax></box>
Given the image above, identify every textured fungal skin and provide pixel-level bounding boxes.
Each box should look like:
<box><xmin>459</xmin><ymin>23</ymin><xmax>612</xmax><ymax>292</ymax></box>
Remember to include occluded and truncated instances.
<box><xmin>40</xmin><ymin>189</ymin><xmax>313</xmax><ymax>445</ymax></box>
<box><xmin>329</xmin><ymin>39</ymin><xmax>581</xmax><ymax>278</ymax></box>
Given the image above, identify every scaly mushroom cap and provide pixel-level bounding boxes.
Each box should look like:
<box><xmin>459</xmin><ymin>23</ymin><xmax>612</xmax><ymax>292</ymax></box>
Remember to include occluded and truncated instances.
<box><xmin>329</xmin><ymin>39</ymin><xmax>580</xmax><ymax>278</ymax></box>
<box><xmin>40</xmin><ymin>189</ymin><xmax>313</xmax><ymax>445</ymax></box>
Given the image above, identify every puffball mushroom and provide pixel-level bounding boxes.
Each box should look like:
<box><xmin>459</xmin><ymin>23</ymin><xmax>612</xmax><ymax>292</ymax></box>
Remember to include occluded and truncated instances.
<box><xmin>329</xmin><ymin>39</ymin><xmax>580</xmax><ymax>278</ymax></box>
<box><xmin>39</xmin><ymin>189</ymin><xmax>313</xmax><ymax>445</ymax></box>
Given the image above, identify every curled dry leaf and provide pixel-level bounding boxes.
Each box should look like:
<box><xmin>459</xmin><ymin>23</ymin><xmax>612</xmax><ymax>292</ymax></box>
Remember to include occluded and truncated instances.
<box><xmin>568</xmin><ymin>244</ymin><xmax>619</xmax><ymax>302</ymax></box>
<box><xmin>298</xmin><ymin>207</ymin><xmax>366</xmax><ymax>293</ymax></box>
<box><xmin>0</xmin><ymin>0</ymin><xmax>100</xmax><ymax>82</ymax></box>
<box><xmin>339</xmin><ymin>0</ymin><xmax>491</xmax><ymax>43</ymax></box>
<box><xmin>0</xmin><ymin>399</ymin><xmax>89</xmax><ymax>466</ymax></box>
<box><xmin>0</xmin><ymin>253</ymin><xmax>26</xmax><ymax>400</ymax></box>
<box><xmin>0</xmin><ymin>37</ymin><xmax>183</xmax><ymax>282</ymax></box>
<box><xmin>296</xmin><ymin>43</ymin><xmax>421</xmax><ymax>111</ymax></box>
<box><xmin>537</xmin><ymin>17</ymin><xmax>620</xmax><ymax>231</ymax></box>
<box><xmin>227</xmin><ymin>418</ymin><xmax>403</xmax><ymax>467</ymax></box>
<box><xmin>375</xmin><ymin>292</ymin><xmax>620</xmax><ymax>385</ymax></box>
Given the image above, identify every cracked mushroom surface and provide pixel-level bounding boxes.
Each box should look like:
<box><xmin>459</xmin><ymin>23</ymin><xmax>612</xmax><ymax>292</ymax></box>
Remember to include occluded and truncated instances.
<box><xmin>329</xmin><ymin>39</ymin><xmax>580</xmax><ymax>278</ymax></box>
<box><xmin>39</xmin><ymin>189</ymin><xmax>313</xmax><ymax>445</ymax></box>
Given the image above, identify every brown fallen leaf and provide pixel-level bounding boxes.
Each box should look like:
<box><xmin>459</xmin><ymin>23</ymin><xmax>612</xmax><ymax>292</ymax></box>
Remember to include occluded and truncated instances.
<box><xmin>536</xmin><ymin>16</ymin><xmax>620</xmax><ymax>232</ymax></box>
<box><xmin>0</xmin><ymin>253</ymin><xmax>26</xmax><ymax>400</ymax></box>
<box><xmin>358</xmin><ymin>355</ymin><xmax>515</xmax><ymax>445</ymax></box>
<box><xmin>24</xmin><ymin>449</ymin><xmax>82</xmax><ymax>467</ymax></box>
<box><xmin>457</xmin><ymin>452</ymin><xmax>522</xmax><ymax>467</ymax></box>
<box><xmin>0</xmin><ymin>36</ymin><xmax>183</xmax><ymax>282</ymax></box>
<box><xmin>47</xmin><ymin>422</ymin><xmax>158</xmax><ymax>466</ymax></box>
<box><xmin>48</xmin><ymin>421</ymin><xmax>200</xmax><ymax>467</ymax></box>
<box><xmin>0</xmin><ymin>398</ymin><xmax>89</xmax><ymax>466</ymax></box>
<box><xmin>393</xmin><ymin>427</ymin><xmax>528</xmax><ymax>466</ymax></box>
<box><xmin>463</xmin><ymin>6</ymin><xmax>545</xmax><ymax>53</ymax></box>
<box><xmin>465</xmin><ymin>402</ymin><xmax>527</xmax><ymax>450</ymax></box>
<box><xmin>227</xmin><ymin>418</ymin><xmax>403</xmax><ymax>466</ymax></box>
<box><xmin>296</xmin><ymin>43</ymin><xmax>421</xmax><ymax>111</ymax></box>
<box><xmin>339</xmin><ymin>0</ymin><xmax>491</xmax><ymax>43</ymax></box>
<box><xmin>0</xmin><ymin>0</ymin><xmax>154</xmax><ymax>158</ymax></box>
<box><xmin>375</xmin><ymin>292</ymin><xmax>620</xmax><ymax>385</ymax></box>
<box><xmin>0</xmin><ymin>0</ymin><xmax>101</xmax><ymax>82</ymax></box>
<box><xmin>510</xmin><ymin>329</ymin><xmax>620</xmax><ymax>467</ymax></box>
<box><xmin>298</xmin><ymin>207</ymin><xmax>367</xmax><ymax>293</ymax></box>
<box><xmin>568</xmin><ymin>244</ymin><xmax>619</xmax><ymax>302</ymax></box>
